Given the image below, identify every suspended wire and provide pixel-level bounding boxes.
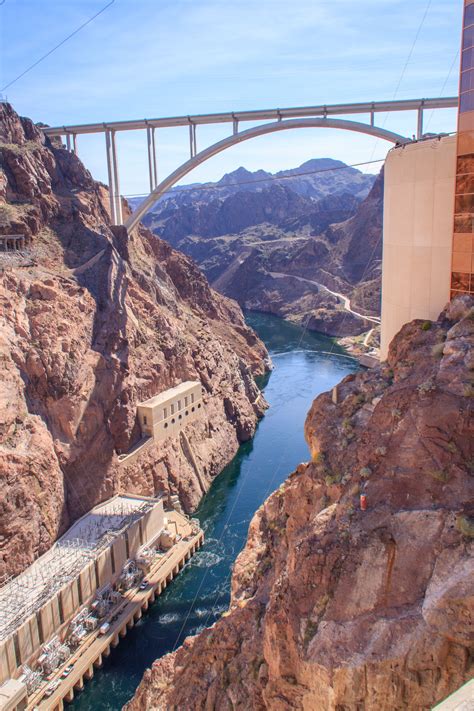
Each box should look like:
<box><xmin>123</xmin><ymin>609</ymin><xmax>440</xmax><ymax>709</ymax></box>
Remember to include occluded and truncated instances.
<box><xmin>424</xmin><ymin>50</ymin><xmax>460</xmax><ymax>133</ymax></box>
<box><xmin>368</xmin><ymin>0</ymin><xmax>434</xmax><ymax>160</ymax></box>
<box><xmin>1</xmin><ymin>0</ymin><xmax>116</xmax><ymax>92</ymax></box>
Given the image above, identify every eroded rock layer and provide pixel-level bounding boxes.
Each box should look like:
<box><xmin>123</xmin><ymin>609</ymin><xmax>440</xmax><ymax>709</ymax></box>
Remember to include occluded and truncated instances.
<box><xmin>126</xmin><ymin>297</ymin><xmax>474</xmax><ymax>711</ymax></box>
<box><xmin>0</xmin><ymin>104</ymin><xmax>269</xmax><ymax>579</ymax></box>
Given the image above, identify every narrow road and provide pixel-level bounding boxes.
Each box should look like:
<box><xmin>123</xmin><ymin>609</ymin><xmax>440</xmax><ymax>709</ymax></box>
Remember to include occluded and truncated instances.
<box><xmin>268</xmin><ymin>272</ymin><xmax>381</xmax><ymax>325</ymax></box>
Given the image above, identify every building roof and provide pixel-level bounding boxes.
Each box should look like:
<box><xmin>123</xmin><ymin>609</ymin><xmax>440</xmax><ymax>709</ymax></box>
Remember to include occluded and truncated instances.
<box><xmin>138</xmin><ymin>381</ymin><xmax>201</xmax><ymax>409</ymax></box>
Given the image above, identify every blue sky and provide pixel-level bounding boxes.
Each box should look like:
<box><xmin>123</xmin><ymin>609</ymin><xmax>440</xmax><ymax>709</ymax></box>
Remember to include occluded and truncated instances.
<box><xmin>0</xmin><ymin>0</ymin><xmax>462</xmax><ymax>195</ymax></box>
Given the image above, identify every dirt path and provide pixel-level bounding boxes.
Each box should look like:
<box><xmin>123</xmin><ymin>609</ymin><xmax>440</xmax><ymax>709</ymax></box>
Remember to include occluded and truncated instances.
<box><xmin>268</xmin><ymin>271</ymin><xmax>381</xmax><ymax>325</ymax></box>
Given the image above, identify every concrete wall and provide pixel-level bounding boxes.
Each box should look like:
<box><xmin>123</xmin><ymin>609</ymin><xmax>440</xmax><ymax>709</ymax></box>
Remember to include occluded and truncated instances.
<box><xmin>97</xmin><ymin>549</ymin><xmax>113</xmax><ymax>588</ymax></box>
<box><xmin>127</xmin><ymin>520</ymin><xmax>142</xmax><ymax>558</ymax></box>
<box><xmin>112</xmin><ymin>536</ymin><xmax>127</xmax><ymax>575</ymax></box>
<box><xmin>0</xmin><ymin>638</ymin><xmax>17</xmax><ymax>685</ymax></box>
<box><xmin>79</xmin><ymin>561</ymin><xmax>96</xmax><ymax>603</ymax></box>
<box><xmin>380</xmin><ymin>135</ymin><xmax>456</xmax><ymax>359</ymax></box>
<box><xmin>59</xmin><ymin>579</ymin><xmax>80</xmax><ymax>622</ymax></box>
<box><xmin>142</xmin><ymin>501</ymin><xmax>165</xmax><ymax>544</ymax></box>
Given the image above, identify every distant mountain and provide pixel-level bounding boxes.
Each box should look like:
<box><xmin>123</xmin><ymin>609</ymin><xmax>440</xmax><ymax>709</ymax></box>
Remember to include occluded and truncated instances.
<box><xmin>129</xmin><ymin>158</ymin><xmax>381</xmax><ymax>337</ymax></box>
<box><xmin>128</xmin><ymin>158</ymin><xmax>375</xmax><ymax>213</ymax></box>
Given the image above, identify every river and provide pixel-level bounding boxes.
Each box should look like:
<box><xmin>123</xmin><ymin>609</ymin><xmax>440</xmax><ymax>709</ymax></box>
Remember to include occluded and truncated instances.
<box><xmin>71</xmin><ymin>312</ymin><xmax>358</xmax><ymax>710</ymax></box>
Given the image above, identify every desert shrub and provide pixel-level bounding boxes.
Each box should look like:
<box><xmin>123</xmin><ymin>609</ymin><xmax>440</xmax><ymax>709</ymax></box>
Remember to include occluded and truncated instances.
<box><xmin>456</xmin><ymin>515</ymin><xmax>474</xmax><ymax>538</ymax></box>
<box><xmin>421</xmin><ymin>320</ymin><xmax>432</xmax><ymax>331</ymax></box>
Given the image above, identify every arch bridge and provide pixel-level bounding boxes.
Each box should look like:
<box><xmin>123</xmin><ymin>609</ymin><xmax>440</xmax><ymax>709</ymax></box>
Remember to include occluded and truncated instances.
<box><xmin>43</xmin><ymin>96</ymin><xmax>457</xmax><ymax>232</ymax></box>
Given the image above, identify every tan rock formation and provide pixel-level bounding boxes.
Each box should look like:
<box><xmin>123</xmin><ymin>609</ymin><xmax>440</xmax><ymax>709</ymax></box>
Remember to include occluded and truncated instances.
<box><xmin>0</xmin><ymin>103</ymin><xmax>269</xmax><ymax>580</ymax></box>
<box><xmin>125</xmin><ymin>296</ymin><xmax>474</xmax><ymax>711</ymax></box>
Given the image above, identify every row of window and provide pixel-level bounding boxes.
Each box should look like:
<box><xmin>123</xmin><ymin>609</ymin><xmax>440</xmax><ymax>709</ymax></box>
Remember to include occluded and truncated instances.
<box><xmin>163</xmin><ymin>403</ymin><xmax>202</xmax><ymax>428</ymax></box>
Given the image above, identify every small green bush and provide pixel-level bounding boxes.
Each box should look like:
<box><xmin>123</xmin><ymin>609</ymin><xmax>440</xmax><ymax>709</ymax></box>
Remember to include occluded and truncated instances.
<box><xmin>421</xmin><ymin>320</ymin><xmax>432</xmax><ymax>331</ymax></box>
<box><xmin>456</xmin><ymin>515</ymin><xmax>474</xmax><ymax>538</ymax></box>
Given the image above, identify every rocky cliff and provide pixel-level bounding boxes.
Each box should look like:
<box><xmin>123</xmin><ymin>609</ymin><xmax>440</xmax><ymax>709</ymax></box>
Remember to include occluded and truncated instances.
<box><xmin>0</xmin><ymin>104</ymin><xmax>269</xmax><ymax>580</ymax></box>
<box><xmin>142</xmin><ymin>164</ymin><xmax>382</xmax><ymax>338</ymax></box>
<box><xmin>126</xmin><ymin>296</ymin><xmax>474</xmax><ymax>711</ymax></box>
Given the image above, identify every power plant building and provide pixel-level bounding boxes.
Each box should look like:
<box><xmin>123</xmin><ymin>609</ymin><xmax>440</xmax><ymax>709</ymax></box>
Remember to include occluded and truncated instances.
<box><xmin>137</xmin><ymin>381</ymin><xmax>203</xmax><ymax>441</ymax></box>
<box><xmin>0</xmin><ymin>495</ymin><xmax>165</xmax><ymax>686</ymax></box>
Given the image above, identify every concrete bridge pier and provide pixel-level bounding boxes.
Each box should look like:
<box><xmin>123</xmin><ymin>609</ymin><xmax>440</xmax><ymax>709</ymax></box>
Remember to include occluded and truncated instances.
<box><xmin>65</xmin><ymin>687</ymin><xmax>75</xmax><ymax>702</ymax></box>
<box><xmin>134</xmin><ymin>608</ymin><xmax>142</xmax><ymax>621</ymax></box>
<box><xmin>84</xmin><ymin>665</ymin><xmax>94</xmax><ymax>680</ymax></box>
<box><xmin>103</xmin><ymin>644</ymin><xmax>111</xmax><ymax>658</ymax></box>
<box><xmin>119</xmin><ymin>626</ymin><xmax>127</xmax><ymax>638</ymax></box>
<box><xmin>94</xmin><ymin>653</ymin><xmax>103</xmax><ymax>669</ymax></box>
<box><xmin>74</xmin><ymin>675</ymin><xmax>85</xmax><ymax>691</ymax></box>
<box><xmin>127</xmin><ymin>618</ymin><xmax>134</xmax><ymax>630</ymax></box>
<box><xmin>111</xmin><ymin>635</ymin><xmax>120</xmax><ymax>648</ymax></box>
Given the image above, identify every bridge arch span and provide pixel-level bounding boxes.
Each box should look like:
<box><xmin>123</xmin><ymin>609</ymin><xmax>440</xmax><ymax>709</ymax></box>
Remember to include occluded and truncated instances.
<box><xmin>125</xmin><ymin>117</ymin><xmax>409</xmax><ymax>232</ymax></box>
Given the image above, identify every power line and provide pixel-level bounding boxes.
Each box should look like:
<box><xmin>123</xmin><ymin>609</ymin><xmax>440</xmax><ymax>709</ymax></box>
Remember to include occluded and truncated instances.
<box><xmin>368</xmin><ymin>0</ymin><xmax>433</xmax><ymax>160</ymax></box>
<box><xmin>424</xmin><ymin>50</ymin><xmax>460</xmax><ymax>133</ymax></box>
<box><xmin>123</xmin><ymin>157</ymin><xmax>386</xmax><ymax>199</ymax></box>
<box><xmin>1</xmin><ymin>0</ymin><xmax>116</xmax><ymax>92</ymax></box>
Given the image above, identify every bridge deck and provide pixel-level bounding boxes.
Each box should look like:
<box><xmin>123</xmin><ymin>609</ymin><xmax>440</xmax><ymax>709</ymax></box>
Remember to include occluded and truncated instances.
<box><xmin>43</xmin><ymin>97</ymin><xmax>457</xmax><ymax>136</ymax></box>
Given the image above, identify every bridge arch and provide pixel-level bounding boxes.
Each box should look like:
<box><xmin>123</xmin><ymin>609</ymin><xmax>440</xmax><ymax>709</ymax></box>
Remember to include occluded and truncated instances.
<box><xmin>125</xmin><ymin>117</ymin><xmax>410</xmax><ymax>231</ymax></box>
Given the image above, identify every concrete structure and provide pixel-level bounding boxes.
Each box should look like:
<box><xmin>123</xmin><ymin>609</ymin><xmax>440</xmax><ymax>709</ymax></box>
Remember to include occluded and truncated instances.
<box><xmin>41</xmin><ymin>97</ymin><xmax>456</xmax><ymax>228</ymax></box>
<box><xmin>137</xmin><ymin>381</ymin><xmax>203</xmax><ymax>441</ymax></box>
<box><xmin>23</xmin><ymin>510</ymin><xmax>204</xmax><ymax>711</ymax></box>
<box><xmin>451</xmin><ymin>0</ymin><xmax>474</xmax><ymax>299</ymax></box>
<box><xmin>380</xmin><ymin>135</ymin><xmax>456</xmax><ymax>358</ymax></box>
<box><xmin>0</xmin><ymin>495</ymin><xmax>164</xmax><ymax>684</ymax></box>
<box><xmin>433</xmin><ymin>679</ymin><xmax>474</xmax><ymax>710</ymax></box>
<box><xmin>0</xmin><ymin>679</ymin><xmax>27</xmax><ymax>711</ymax></box>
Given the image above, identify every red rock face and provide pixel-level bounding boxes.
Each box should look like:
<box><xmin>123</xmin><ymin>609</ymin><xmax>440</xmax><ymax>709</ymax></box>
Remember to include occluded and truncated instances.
<box><xmin>125</xmin><ymin>297</ymin><xmax>474</xmax><ymax>711</ymax></box>
<box><xmin>0</xmin><ymin>104</ymin><xmax>270</xmax><ymax>580</ymax></box>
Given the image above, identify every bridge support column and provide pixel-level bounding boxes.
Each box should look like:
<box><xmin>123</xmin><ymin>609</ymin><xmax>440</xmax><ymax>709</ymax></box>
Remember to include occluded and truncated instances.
<box><xmin>105</xmin><ymin>129</ymin><xmax>123</xmax><ymax>225</ymax></box>
<box><xmin>417</xmin><ymin>107</ymin><xmax>424</xmax><ymax>139</ymax></box>
<box><xmin>66</xmin><ymin>133</ymin><xmax>71</xmax><ymax>152</ymax></box>
<box><xmin>111</xmin><ymin>129</ymin><xmax>122</xmax><ymax>224</ymax></box>
<box><xmin>147</xmin><ymin>126</ymin><xmax>158</xmax><ymax>191</ymax></box>
<box><xmin>189</xmin><ymin>122</ymin><xmax>197</xmax><ymax>158</ymax></box>
<box><xmin>105</xmin><ymin>129</ymin><xmax>117</xmax><ymax>224</ymax></box>
<box><xmin>73</xmin><ymin>133</ymin><xmax>78</xmax><ymax>155</ymax></box>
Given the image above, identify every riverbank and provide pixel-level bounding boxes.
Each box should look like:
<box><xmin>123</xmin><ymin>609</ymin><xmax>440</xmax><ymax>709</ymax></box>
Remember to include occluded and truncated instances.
<box><xmin>70</xmin><ymin>312</ymin><xmax>358</xmax><ymax>710</ymax></box>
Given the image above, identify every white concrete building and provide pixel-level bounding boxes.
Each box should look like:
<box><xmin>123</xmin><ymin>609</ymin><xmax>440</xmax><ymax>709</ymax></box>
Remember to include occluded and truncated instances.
<box><xmin>0</xmin><ymin>495</ymin><xmax>164</xmax><ymax>684</ymax></box>
<box><xmin>380</xmin><ymin>135</ymin><xmax>456</xmax><ymax>358</ymax></box>
<box><xmin>137</xmin><ymin>381</ymin><xmax>203</xmax><ymax>441</ymax></box>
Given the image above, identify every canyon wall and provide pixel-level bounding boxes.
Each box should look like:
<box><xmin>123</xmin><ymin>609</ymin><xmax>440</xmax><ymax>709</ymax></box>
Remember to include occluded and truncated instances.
<box><xmin>0</xmin><ymin>104</ymin><xmax>269</xmax><ymax>580</ymax></box>
<box><xmin>126</xmin><ymin>296</ymin><xmax>474</xmax><ymax>711</ymax></box>
<box><xmin>141</xmin><ymin>163</ymin><xmax>382</xmax><ymax>337</ymax></box>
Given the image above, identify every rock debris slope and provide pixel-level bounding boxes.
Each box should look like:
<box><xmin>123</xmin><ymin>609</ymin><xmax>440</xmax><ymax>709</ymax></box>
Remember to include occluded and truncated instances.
<box><xmin>141</xmin><ymin>162</ymin><xmax>382</xmax><ymax>337</ymax></box>
<box><xmin>0</xmin><ymin>103</ymin><xmax>269</xmax><ymax>580</ymax></box>
<box><xmin>126</xmin><ymin>297</ymin><xmax>474</xmax><ymax>711</ymax></box>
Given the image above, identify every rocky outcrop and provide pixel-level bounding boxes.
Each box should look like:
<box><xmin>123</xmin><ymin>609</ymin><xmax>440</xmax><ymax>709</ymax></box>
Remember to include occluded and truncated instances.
<box><xmin>126</xmin><ymin>296</ymin><xmax>474</xmax><ymax>711</ymax></box>
<box><xmin>0</xmin><ymin>103</ymin><xmax>270</xmax><ymax>580</ymax></box>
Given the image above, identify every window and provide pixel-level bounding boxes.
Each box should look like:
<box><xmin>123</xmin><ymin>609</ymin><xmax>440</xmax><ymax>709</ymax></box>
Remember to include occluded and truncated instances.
<box><xmin>171</xmin><ymin>403</ymin><xmax>175</xmax><ymax>415</ymax></box>
<box><xmin>192</xmin><ymin>406</ymin><xmax>195</xmax><ymax>412</ymax></box>
<box><xmin>164</xmin><ymin>422</ymin><xmax>168</xmax><ymax>428</ymax></box>
<box><xmin>191</xmin><ymin>393</ymin><xmax>194</xmax><ymax>404</ymax></box>
<box><xmin>171</xmin><ymin>418</ymin><xmax>175</xmax><ymax>424</ymax></box>
<box><xmin>178</xmin><ymin>400</ymin><xmax>182</xmax><ymax>411</ymax></box>
<box><xmin>185</xmin><ymin>410</ymin><xmax>189</xmax><ymax>416</ymax></box>
<box><xmin>185</xmin><ymin>396</ymin><xmax>188</xmax><ymax>407</ymax></box>
<box><xmin>198</xmin><ymin>403</ymin><xmax>201</xmax><ymax>409</ymax></box>
<box><xmin>143</xmin><ymin>416</ymin><xmax>147</xmax><ymax>425</ymax></box>
<box><xmin>179</xmin><ymin>414</ymin><xmax>182</xmax><ymax>420</ymax></box>
<box><xmin>163</xmin><ymin>407</ymin><xmax>167</xmax><ymax>420</ymax></box>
